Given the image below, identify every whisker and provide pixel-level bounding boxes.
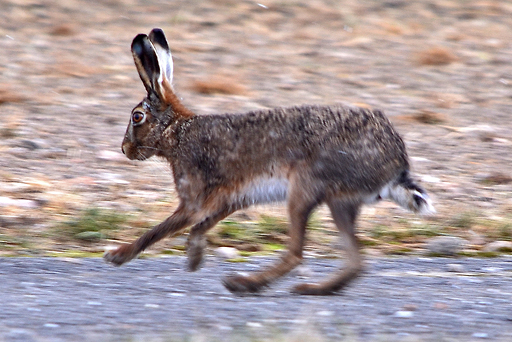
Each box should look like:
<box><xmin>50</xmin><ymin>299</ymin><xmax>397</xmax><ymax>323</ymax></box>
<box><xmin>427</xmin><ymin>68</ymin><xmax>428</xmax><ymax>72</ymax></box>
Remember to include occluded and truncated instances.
<box><xmin>139</xmin><ymin>146</ymin><xmax>164</xmax><ymax>152</ymax></box>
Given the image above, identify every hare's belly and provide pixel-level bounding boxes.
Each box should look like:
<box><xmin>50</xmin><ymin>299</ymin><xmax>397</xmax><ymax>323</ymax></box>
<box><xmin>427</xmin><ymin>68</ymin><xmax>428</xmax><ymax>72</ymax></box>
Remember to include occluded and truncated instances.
<box><xmin>237</xmin><ymin>177</ymin><xmax>289</xmax><ymax>206</ymax></box>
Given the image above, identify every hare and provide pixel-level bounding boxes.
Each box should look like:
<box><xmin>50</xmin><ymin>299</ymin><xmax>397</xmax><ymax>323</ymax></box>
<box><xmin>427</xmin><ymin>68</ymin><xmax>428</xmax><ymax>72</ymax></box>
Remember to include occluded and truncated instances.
<box><xmin>104</xmin><ymin>28</ymin><xmax>435</xmax><ymax>295</ymax></box>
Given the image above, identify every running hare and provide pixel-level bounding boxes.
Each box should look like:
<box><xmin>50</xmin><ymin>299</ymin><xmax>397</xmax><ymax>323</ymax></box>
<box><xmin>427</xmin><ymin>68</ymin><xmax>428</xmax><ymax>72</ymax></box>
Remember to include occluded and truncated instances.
<box><xmin>104</xmin><ymin>28</ymin><xmax>435</xmax><ymax>295</ymax></box>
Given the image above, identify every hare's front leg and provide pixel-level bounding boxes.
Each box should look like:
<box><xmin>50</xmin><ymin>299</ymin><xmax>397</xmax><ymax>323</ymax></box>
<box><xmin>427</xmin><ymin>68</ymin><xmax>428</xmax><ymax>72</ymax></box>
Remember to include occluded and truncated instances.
<box><xmin>223</xmin><ymin>184</ymin><xmax>318</xmax><ymax>293</ymax></box>
<box><xmin>187</xmin><ymin>207</ymin><xmax>234</xmax><ymax>271</ymax></box>
<box><xmin>292</xmin><ymin>200</ymin><xmax>362</xmax><ymax>295</ymax></box>
<box><xmin>104</xmin><ymin>204</ymin><xmax>192</xmax><ymax>266</ymax></box>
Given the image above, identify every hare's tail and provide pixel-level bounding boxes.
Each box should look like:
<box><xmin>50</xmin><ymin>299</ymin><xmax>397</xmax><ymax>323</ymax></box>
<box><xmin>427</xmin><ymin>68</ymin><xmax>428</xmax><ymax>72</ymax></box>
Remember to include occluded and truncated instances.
<box><xmin>379</xmin><ymin>170</ymin><xmax>436</xmax><ymax>215</ymax></box>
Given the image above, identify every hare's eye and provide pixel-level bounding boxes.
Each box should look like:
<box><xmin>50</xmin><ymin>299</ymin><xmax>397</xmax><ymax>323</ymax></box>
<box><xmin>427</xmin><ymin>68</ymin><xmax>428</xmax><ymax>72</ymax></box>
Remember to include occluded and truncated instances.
<box><xmin>132</xmin><ymin>111</ymin><xmax>145</xmax><ymax>125</ymax></box>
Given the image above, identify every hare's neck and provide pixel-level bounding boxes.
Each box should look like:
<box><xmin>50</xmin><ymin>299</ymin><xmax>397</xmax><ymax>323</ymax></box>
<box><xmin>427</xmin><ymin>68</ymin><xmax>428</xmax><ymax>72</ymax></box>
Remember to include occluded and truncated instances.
<box><xmin>157</xmin><ymin>118</ymin><xmax>190</xmax><ymax>158</ymax></box>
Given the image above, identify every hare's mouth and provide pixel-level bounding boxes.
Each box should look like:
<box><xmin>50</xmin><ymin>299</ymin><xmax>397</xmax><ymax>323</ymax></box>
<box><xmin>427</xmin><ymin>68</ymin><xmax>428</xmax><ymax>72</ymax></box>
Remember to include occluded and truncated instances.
<box><xmin>133</xmin><ymin>149</ymin><xmax>151</xmax><ymax>161</ymax></box>
<box><xmin>121</xmin><ymin>143</ymin><xmax>149</xmax><ymax>161</ymax></box>
<box><xmin>134</xmin><ymin>146</ymin><xmax>160</xmax><ymax>161</ymax></box>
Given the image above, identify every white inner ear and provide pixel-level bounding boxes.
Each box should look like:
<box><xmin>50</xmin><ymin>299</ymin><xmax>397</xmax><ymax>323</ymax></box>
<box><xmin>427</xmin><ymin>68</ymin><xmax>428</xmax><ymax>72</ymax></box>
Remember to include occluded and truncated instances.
<box><xmin>152</xmin><ymin>42</ymin><xmax>173</xmax><ymax>87</ymax></box>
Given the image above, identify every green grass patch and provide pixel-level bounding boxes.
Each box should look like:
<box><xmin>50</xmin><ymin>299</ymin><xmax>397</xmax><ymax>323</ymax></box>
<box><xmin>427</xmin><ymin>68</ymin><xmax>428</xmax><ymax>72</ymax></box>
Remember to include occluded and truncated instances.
<box><xmin>408</xmin><ymin>224</ymin><xmax>442</xmax><ymax>237</ymax></box>
<box><xmin>359</xmin><ymin>238</ymin><xmax>379</xmax><ymax>247</ymax></box>
<box><xmin>385</xmin><ymin>247</ymin><xmax>413</xmax><ymax>255</ymax></box>
<box><xmin>262</xmin><ymin>243</ymin><xmax>285</xmax><ymax>251</ymax></box>
<box><xmin>225</xmin><ymin>257</ymin><xmax>249</xmax><ymax>263</ymax></box>
<box><xmin>456</xmin><ymin>250</ymin><xmax>510</xmax><ymax>258</ymax></box>
<box><xmin>57</xmin><ymin>208</ymin><xmax>128</xmax><ymax>242</ymax></box>
<box><xmin>161</xmin><ymin>248</ymin><xmax>186</xmax><ymax>255</ymax></box>
<box><xmin>498</xmin><ymin>223</ymin><xmax>512</xmax><ymax>240</ymax></box>
<box><xmin>46</xmin><ymin>250</ymin><xmax>104</xmax><ymax>258</ymax></box>
<box><xmin>306</xmin><ymin>213</ymin><xmax>324</xmax><ymax>231</ymax></box>
<box><xmin>217</xmin><ymin>220</ymin><xmax>248</xmax><ymax>239</ymax></box>
<box><xmin>214</xmin><ymin>215</ymin><xmax>289</xmax><ymax>245</ymax></box>
<box><xmin>256</xmin><ymin>215</ymin><xmax>288</xmax><ymax>235</ymax></box>
<box><xmin>0</xmin><ymin>234</ymin><xmax>30</xmax><ymax>250</ymax></box>
<box><xmin>474</xmin><ymin>251</ymin><xmax>501</xmax><ymax>258</ymax></box>
<box><xmin>486</xmin><ymin>222</ymin><xmax>512</xmax><ymax>241</ymax></box>
<box><xmin>448</xmin><ymin>212</ymin><xmax>477</xmax><ymax>229</ymax></box>
<box><xmin>370</xmin><ymin>223</ymin><xmax>441</xmax><ymax>242</ymax></box>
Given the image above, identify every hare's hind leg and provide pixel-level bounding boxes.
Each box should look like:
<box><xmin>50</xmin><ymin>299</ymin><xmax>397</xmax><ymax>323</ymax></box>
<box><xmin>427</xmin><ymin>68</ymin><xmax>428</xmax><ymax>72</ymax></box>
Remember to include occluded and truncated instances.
<box><xmin>292</xmin><ymin>199</ymin><xmax>362</xmax><ymax>295</ymax></box>
<box><xmin>223</xmin><ymin>180</ymin><xmax>320</xmax><ymax>293</ymax></box>
<box><xmin>104</xmin><ymin>204</ymin><xmax>192</xmax><ymax>266</ymax></box>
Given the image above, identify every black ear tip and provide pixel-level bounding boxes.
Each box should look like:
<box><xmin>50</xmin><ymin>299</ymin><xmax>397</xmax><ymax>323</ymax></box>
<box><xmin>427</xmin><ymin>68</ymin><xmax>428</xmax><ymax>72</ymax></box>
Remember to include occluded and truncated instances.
<box><xmin>131</xmin><ymin>33</ymin><xmax>148</xmax><ymax>50</ymax></box>
<box><xmin>148</xmin><ymin>28</ymin><xmax>169</xmax><ymax>49</ymax></box>
<box><xmin>151</xmin><ymin>28</ymin><xmax>164</xmax><ymax>35</ymax></box>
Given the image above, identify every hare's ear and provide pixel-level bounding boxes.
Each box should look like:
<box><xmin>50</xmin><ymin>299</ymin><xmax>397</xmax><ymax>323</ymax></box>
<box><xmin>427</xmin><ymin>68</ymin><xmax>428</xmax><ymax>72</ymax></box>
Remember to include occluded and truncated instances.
<box><xmin>131</xmin><ymin>33</ymin><xmax>160</xmax><ymax>95</ymax></box>
<box><xmin>148</xmin><ymin>28</ymin><xmax>173</xmax><ymax>88</ymax></box>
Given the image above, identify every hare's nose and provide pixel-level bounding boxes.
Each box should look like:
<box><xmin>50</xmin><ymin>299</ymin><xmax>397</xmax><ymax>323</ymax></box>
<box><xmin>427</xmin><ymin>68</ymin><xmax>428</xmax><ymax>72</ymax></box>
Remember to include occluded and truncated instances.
<box><xmin>121</xmin><ymin>144</ymin><xmax>127</xmax><ymax>155</ymax></box>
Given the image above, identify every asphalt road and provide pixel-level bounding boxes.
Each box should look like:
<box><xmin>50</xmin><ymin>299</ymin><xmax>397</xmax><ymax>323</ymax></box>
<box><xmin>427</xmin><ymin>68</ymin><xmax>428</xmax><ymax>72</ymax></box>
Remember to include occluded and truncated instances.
<box><xmin>1</xmin><ymin>256</ymin><xmax>511</xmax><ymax>342</ymax></box>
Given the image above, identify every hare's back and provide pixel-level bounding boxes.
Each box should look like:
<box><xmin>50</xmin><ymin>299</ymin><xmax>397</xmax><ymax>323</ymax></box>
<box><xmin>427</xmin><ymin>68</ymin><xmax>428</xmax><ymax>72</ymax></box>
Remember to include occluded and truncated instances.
<box><xmin>177</xmin><ymin>104</ymin><xmax>408</xmax><ymax>194</ymax></box>
<box><xmin>301</xmin><ymin>105</ymin><xmax>409</xmax><ymax>192</ymax></box>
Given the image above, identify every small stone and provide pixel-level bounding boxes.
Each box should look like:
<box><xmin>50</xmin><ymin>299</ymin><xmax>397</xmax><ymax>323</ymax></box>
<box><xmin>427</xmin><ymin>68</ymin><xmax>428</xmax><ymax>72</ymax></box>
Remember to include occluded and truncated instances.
<box><xmin>394</xmin><ymin>311</ymin><xmax>414</xmax><ymax>318</ymax></box>
<box><xmin>214</xmin><ymin>247</ymin><xmax>239</xmax><ymax>259</ymax></box>
<box><xmin>87</xmin><ymin>301</ymin><xmax>102</xmax><ymax>306</ymax></box>
<box><xmin>3</xmin><ymin>182</ymin><xmax>31</xmax><ymax>192</ymax></box>
<box><xmin>216</xmin><ymin>325</ymin><xmax>233</xmax><ymax>331</ymax></box>
<box><xmin>425</xmin><ymin>236</ymin><xmax>468</xmax><ymax>256</ymax></box>
<box><xmin>481</xmin><ymin>267</ymin><xmax>503</xmax><ymax>273</ymax></box>
<box><xmin>0</xmin><ymin>196</ymin><xmax>39</xmax><ymax>208</ymax></box>
<box><xmin>446</xmin><ymin>263</ymin><xmax>465</xmax><ymax>272</ymax></box>
<box><xmin>19</xmin><ymin>139</ymin><xmax>42</xmax><ymax>150</ymax></box>
<box><xmin>472</xmin><ymin>332</ymin><xmax>489</xmax><ymax>339</ymax></box>
<box><xmin>246</xmin><ymin>322</ymin><xmax>262</xmax><ymax>328</ymax></box>
<box><xmin>482</xmin><ymin>241</ymin><xmax>512</xmax><ymax>253</ymax></box>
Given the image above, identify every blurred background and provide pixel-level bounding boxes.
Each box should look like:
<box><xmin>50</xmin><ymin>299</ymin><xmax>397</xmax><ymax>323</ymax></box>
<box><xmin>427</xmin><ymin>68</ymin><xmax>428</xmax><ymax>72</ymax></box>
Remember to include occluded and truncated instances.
<box><xmin>1</xmin><ymin>0</ymin><xmax>512</xmax><ymax>258</ymax></box>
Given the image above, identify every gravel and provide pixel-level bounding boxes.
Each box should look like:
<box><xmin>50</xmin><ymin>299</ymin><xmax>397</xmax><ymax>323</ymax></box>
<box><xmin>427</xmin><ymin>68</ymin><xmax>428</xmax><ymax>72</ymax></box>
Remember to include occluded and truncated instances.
<box><xmin>1</xmin><ymin>256</ymin><xmax>512</xmax><ymax>341</ymax></box>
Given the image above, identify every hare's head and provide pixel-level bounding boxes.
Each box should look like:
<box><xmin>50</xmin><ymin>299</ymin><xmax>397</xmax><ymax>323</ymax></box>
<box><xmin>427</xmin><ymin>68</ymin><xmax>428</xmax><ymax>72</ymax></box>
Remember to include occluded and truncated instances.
<box><xmin>122</xmin><ymin>28</ymin><xmax>194</xmax><ymax>160</ymax></box>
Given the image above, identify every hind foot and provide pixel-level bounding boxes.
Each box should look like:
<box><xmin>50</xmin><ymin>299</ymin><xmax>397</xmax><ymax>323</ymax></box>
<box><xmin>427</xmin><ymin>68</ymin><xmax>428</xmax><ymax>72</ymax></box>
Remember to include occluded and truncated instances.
<box><xmin>222</xmin><ymin>274</ymin><xmax>266</xmax><ymax>293</ymax></box>
<box><xmin>292</xmin><ymin>283</ymin><xmax>340</xmax><ymax>295</ymax></box>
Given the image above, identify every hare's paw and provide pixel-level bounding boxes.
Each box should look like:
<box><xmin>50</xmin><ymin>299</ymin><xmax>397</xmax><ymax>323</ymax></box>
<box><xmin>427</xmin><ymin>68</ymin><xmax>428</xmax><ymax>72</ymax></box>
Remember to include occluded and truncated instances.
<box><xmin>187</xmin><ymin>247</ymin><xmax>204</xmax><ymax>272</ymax></box>
<box><xmin>291</xmin><ymin>283</ymin><xmax>336</xmax><ymax>296</ymax></box>
<box><xmin>186</xmin><ymin>236</ymin><xmax>206</xmax><ymax>272</ymax></box>
<box><xmin>222</xmin><ymin>274</ymin><xmax>264</xmax><ymax>294</ymax></box>
<box><xmin>103</xmin><ymin>244</ymin><xmax>136</xmax><ymax>266</ymax></box>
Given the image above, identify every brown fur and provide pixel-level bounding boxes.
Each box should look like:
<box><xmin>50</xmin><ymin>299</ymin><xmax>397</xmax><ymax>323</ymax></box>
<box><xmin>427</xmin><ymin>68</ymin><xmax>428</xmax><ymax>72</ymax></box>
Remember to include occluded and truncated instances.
<box><xmin>104</xmin><ymin>28</ymin><xmax>434</xmax><ymax>295</ymax></box>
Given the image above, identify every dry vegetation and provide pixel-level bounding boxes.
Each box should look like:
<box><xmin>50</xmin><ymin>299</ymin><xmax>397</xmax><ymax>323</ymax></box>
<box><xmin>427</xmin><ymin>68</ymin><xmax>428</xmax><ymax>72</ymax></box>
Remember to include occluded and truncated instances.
<box><xmin>190</xmin><ymin>76</ymin><xmax>248</xmax><ymax>95</ymax></box>
<box><xmin>1</xmin><ymin>0</ymin><xmax>512</xmax><ymax>258</ymax></box>
<box><xmin>416</xmin><ymin>47</ymin><xmax>459</xmax><ymax>66</ymax></box>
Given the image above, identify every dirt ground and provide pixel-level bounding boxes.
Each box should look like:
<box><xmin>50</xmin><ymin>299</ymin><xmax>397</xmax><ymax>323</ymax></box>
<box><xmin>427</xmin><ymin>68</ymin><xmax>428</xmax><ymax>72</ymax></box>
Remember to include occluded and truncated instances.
<box><xmin>1</xmin><ymin>0</ymin><xmax>512</xmax><ymax>256</ymax></box>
